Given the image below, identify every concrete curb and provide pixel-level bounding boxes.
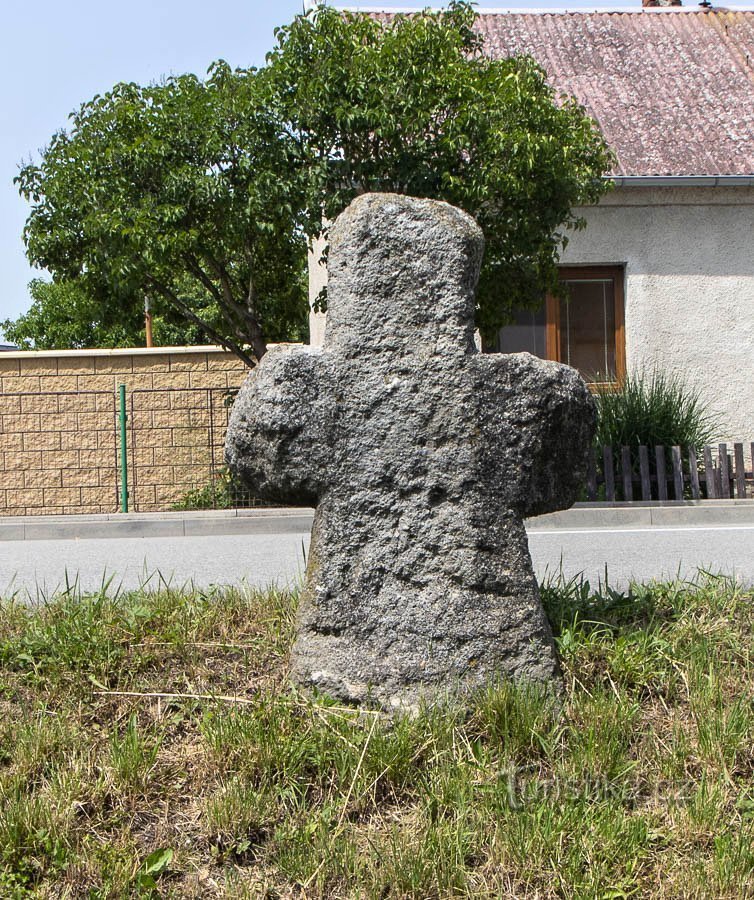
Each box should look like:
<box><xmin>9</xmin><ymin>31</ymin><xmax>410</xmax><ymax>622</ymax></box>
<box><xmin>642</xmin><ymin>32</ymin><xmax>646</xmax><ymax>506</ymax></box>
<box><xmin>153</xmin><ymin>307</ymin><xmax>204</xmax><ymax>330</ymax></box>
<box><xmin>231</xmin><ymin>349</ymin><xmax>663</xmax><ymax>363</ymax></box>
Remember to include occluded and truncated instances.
<box><xmin>1</xmin><ymin>500</ymin><xmax>753</xmax><ymax>542</ymax></box>
<box><xmin>528</xmin><ymin>500</ymin><xmax>754</xmax><ymax>530</ymax></box>
<box><xmin>0</xmin><ymin>508</ymin><xmax>315</xmax><ymax>542</ymax></box>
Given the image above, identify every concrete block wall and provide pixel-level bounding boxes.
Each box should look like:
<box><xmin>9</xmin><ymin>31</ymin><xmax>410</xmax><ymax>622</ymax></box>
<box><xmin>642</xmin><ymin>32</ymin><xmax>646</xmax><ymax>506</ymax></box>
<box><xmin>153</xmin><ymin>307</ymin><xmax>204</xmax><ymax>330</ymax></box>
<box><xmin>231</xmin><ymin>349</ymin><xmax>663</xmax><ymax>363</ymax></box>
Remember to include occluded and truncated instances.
<box><xmin>0</xmin><ymin>347</ymin><xmax>250</xmax><ymax>516</ymax></box>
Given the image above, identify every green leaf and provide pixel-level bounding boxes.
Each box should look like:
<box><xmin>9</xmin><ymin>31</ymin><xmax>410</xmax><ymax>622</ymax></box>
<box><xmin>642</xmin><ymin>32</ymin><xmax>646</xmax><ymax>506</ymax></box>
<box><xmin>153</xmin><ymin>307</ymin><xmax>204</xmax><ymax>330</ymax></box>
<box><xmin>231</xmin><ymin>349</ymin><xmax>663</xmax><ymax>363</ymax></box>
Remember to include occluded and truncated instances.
<box><xmin>141</xmin><ymin>847</ymin><xmax>173</xmax><ymax>877</ymax></box>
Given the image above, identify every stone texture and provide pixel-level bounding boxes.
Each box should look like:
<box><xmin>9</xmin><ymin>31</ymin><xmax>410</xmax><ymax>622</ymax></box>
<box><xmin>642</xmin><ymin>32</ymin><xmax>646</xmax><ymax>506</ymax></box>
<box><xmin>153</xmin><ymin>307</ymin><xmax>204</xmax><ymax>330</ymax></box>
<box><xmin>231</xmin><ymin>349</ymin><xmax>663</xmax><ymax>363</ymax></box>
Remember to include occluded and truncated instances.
<box><xmin>226</xmin><ymin>193</ymin><xmax>596</xmax><ymax>710</ymax></box>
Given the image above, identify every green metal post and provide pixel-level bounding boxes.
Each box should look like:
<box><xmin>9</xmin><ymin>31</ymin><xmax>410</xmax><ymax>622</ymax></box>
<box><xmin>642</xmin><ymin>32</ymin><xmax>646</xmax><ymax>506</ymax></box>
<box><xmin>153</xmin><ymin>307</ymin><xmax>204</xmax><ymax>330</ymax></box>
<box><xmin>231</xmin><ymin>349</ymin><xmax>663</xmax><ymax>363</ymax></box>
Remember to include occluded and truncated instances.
<box><xmin>119</xmin><ymin>384</ymin><xmax>129</xmax><ymax>513</ymax></box>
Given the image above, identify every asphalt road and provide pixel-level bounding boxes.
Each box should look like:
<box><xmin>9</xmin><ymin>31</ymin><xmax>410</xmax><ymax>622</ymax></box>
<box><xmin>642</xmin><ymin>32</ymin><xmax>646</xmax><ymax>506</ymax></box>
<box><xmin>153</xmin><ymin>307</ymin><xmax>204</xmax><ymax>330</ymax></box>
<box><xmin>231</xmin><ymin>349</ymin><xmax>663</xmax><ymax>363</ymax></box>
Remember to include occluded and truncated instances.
<box><xmin>1</xmin><ymin>521</ymin><xmax>752</xmax><ymax>600</ymax></box>
<box><xmin>529</xmin><ymin>523</ymin><xmax>754</xmax><ymax>590</ymax></box>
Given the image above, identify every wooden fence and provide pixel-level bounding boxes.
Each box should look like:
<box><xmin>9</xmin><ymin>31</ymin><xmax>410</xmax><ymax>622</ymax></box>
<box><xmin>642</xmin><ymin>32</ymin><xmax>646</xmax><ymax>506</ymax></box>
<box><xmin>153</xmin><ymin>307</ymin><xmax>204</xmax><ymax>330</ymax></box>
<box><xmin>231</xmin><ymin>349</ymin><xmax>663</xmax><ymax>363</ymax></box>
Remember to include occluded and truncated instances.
<box><xmin>585</xmin><ymin>442</ymin><xmax>753</xmax><ymax>502</ymax></box>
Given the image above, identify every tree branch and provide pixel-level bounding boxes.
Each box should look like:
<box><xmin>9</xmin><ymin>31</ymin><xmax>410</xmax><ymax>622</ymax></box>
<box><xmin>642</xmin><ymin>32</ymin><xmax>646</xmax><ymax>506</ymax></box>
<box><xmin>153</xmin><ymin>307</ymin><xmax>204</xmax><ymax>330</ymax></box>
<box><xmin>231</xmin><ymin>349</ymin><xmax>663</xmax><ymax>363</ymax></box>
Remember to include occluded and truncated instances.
<box><xmin>183</xmin><ymin>256</ymin><xmax>225</xmax><ymax>308</ymax></box>
<box><xmin>182</xmin><ymin>254</ymin><xmax>267</xmax><ymax>361</ymax></box>
<box><xmin>147</xmin><ymin>276</ymin><xmax>256</xmax><ymax>368</ymax></box>
<box><xmin>244</xmin><ymin>267</ymin><xmax>267</xmax><ymax>361</ymax></box>
<box><xmin>200</xmin><ymin>249</ymin><xmax>267</xmax><ymax>361</ymax></box>
<box><xmin>203</xmin><ymin>252</ymin><xmax>238</xmax><ymax>312</ymax></box>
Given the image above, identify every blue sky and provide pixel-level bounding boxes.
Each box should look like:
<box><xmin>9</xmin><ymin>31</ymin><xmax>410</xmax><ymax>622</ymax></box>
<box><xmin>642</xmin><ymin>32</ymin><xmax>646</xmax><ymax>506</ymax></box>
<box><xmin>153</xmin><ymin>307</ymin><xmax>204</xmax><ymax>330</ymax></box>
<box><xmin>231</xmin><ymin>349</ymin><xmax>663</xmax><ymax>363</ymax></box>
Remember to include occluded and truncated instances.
<box><xmin>0</xmin><ymin>0</ymin><xmax>626</xmax><ymax>333</ymax></box>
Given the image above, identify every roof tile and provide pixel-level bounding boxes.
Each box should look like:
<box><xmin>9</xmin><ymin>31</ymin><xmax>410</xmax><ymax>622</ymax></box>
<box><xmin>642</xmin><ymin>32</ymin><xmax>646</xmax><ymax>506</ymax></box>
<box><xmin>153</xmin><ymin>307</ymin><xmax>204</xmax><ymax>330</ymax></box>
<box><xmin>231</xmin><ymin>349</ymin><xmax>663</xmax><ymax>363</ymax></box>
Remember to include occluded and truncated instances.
<box><xmin>372</xmin><ymin>10</ymin><xmax>754</xmax><ymax>176</ymax></box>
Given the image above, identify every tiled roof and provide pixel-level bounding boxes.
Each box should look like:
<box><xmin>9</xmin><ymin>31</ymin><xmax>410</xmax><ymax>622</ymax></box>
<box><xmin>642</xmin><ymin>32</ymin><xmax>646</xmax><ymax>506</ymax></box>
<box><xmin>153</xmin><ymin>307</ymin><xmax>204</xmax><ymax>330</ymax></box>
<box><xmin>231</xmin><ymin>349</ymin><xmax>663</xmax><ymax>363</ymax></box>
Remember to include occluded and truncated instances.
<box><xmin>370</xmin><ymin>10</ymin><xmax>754</xmax><ymax>177</ymax></box>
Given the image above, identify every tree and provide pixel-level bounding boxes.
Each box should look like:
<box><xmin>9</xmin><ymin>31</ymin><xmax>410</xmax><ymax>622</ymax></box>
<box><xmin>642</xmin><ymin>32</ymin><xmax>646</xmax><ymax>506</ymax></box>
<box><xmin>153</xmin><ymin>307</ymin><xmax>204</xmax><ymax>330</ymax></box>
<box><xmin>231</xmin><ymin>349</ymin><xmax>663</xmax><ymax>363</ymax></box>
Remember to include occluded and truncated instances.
<box><xmin>266</xmin><ymin>2</ymin><xmax>613</xmax><ymax>338</ymax></box>
<box><xmin>17</xmin><ymin>3</ymin><xmax>611</xmax><ymax>360</ymax></box>
<box><xmin>16</xmin><ymin>63</ymin><xmax>309</xmax><ymax>367</ymax></box>
<box><xmin>2</xmin><ymin>279</ymin><xmax>140</xmax><ymax>350</ymax></box>
<box><xmin>1</xmin><ymin>279</ymin><xmax>207</xmax><ymax>350</ymax></box>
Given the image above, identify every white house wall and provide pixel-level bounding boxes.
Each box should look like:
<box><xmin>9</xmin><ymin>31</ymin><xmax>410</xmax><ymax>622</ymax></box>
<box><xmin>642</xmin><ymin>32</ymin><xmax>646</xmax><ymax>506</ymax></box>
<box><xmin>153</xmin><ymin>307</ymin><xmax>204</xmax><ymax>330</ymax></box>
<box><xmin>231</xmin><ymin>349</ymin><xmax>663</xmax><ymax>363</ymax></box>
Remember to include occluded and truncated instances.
<box><xmin>562</xmin><ymin>186</ymin><xmax>754</xmax><ymax>443</ymax></box>
<box><xmin>308</xmin><ymin>232</ymin><xmax>328</xmax><ymax>348</ymax></box>
<box><xmin>309</xmin><ymin>185</ymin><xmax>753</xmax><ymax>442</ymax></box>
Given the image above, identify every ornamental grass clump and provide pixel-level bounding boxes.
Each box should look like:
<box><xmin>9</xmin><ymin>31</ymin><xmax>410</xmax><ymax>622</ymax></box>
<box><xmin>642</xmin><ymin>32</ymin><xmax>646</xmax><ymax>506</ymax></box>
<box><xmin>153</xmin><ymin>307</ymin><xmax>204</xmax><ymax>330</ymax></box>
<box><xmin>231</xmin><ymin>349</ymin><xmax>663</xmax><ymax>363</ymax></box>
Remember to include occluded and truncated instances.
<box><xmin>593</xmin><ymin>369</ymin><xmax>719</xmax><ymax>452</ymax></box>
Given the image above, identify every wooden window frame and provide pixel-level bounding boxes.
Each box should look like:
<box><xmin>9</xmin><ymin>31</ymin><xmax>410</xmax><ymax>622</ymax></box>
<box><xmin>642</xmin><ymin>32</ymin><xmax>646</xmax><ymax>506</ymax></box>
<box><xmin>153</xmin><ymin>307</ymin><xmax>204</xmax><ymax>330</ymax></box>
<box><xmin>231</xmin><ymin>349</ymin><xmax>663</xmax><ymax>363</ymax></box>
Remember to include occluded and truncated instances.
<box><xmin>545</xmin><ymin>265</ymin><xmax>626</xmax><ymax>386</ymax></box>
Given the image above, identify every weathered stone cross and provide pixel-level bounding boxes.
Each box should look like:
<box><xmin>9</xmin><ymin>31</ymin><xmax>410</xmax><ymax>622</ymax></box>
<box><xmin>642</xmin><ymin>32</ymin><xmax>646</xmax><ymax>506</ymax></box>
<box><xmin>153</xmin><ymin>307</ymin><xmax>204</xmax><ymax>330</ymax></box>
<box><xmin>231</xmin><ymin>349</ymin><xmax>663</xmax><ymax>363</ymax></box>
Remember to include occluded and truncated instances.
<box><xmin>226</xmin><ymin>193</ymin><xmax>595</xmax><ymax>710</ymax></box>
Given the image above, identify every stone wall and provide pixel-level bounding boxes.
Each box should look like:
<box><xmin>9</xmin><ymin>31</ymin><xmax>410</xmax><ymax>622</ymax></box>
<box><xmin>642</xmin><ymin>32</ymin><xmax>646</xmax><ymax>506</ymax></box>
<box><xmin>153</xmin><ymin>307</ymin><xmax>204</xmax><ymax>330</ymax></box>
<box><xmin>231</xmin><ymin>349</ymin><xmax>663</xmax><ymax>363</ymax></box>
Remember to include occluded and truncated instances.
<box><xmin>0</xmin><ymin>347</ymin><xmax>250</xmax><ymax>516</ymax></box>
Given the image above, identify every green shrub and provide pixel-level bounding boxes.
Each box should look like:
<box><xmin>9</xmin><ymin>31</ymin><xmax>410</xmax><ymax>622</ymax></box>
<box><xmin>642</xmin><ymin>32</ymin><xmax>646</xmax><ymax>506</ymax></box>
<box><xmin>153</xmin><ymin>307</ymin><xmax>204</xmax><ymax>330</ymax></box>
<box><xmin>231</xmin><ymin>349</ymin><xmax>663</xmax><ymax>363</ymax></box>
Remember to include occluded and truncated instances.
<box><xmin>172</xmin><ymin>466</ymin><xmax>250</xmax><ymax>511</ymax></box>
<box><xmin>594</xmin><ymin>369</ymin><xmax>719</xmax><ymax>451</ymax></box>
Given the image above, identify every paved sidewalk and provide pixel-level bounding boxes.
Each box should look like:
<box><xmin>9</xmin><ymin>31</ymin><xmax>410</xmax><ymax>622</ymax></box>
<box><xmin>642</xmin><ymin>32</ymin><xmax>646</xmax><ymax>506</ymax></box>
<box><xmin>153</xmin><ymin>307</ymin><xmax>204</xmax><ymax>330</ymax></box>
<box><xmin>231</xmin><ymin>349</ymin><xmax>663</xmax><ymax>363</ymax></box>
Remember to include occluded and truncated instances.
<box><xmin>2</xmin><ymin>500</ymin><xmax>753</xmax><ymax>541</ymax></box>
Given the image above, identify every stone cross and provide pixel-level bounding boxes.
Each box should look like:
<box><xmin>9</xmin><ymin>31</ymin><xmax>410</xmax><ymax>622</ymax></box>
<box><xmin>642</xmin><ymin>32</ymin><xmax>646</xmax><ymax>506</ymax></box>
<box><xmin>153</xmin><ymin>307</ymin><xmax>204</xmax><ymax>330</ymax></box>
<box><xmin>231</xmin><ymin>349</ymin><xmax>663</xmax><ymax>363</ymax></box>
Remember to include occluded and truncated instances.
<box><xmin>226</xmin><ymin>193</ymin><xmax>595</xmax><ymax>710</ymax></box>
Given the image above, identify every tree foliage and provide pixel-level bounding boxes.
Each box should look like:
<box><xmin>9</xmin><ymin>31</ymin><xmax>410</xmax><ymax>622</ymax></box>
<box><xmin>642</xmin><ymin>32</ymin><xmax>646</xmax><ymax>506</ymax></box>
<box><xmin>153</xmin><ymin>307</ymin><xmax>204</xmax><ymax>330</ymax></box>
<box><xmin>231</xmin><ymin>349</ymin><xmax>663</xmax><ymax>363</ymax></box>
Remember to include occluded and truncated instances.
<box><xmin>1</xmin><ymin>279</ymin><xmax>206</xmax><ymax>350</ymax></box>
<box><xmin>16</xmin><ymin>2</ymin><xmax>612</xmax><ymax>359</ymax></box>
<box><xmin>16</xmin><ymin>63</ymin><xmax>308</xmax><ymax>366</ymax></box>
<box><xmin>266</xmin><ymin>2</ymin><xmax>613</xmax><ymax>337</ymax></box>
<box><xmin>2</xmin><ymin>280</ymin><xmax>140</xmax><ymax>350</ymax></box>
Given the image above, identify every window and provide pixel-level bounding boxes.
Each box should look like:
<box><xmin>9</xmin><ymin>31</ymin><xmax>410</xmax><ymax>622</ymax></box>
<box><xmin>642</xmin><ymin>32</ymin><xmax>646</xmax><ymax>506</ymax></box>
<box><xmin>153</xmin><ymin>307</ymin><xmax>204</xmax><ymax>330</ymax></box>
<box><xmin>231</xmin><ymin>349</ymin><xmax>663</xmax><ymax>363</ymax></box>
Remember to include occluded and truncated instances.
<box><xmin>495</xmin><ymin>266</ymin><xmax>625</xmax><ymax>385</ymax></box>
<box><xmin>497</xmin><ymin>305</ymin><xmax>547</xmax><ymax>358</ymax></box>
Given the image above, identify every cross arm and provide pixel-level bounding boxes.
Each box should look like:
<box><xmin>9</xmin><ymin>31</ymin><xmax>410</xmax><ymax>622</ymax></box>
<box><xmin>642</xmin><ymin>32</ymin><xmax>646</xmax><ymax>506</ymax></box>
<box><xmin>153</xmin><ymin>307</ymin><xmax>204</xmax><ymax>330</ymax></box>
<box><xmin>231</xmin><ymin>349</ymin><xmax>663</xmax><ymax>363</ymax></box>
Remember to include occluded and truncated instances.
<box><xmin>225</xmin><ymin>346</ymin><xmax>336</xmax><ymax>506</ymax></box>
<box><xmin>473</xmin><ymin>353</ymin><xmax>596</xmax><ymax>518</ymax></box>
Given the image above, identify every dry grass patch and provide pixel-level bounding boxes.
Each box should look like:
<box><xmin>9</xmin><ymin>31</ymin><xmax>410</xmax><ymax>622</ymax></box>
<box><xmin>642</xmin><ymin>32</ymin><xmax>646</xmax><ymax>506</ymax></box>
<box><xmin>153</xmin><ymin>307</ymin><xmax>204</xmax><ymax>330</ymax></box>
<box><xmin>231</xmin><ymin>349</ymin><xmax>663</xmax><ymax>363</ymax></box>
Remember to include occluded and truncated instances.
<box><xmin>0</xmin><ymin>574</ymin><xmax>753</xmax><ymax>897</ymax></box>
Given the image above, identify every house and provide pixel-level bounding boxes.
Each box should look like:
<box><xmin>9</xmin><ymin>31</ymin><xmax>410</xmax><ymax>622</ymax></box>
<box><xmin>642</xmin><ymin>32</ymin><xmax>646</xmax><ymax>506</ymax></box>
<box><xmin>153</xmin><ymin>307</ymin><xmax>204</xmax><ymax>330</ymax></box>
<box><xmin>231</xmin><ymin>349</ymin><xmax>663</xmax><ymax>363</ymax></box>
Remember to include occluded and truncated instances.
<box><xmin>309</xmin><ymin>4</ymin><xmax>754</xmax><ymax>442</ymax></box>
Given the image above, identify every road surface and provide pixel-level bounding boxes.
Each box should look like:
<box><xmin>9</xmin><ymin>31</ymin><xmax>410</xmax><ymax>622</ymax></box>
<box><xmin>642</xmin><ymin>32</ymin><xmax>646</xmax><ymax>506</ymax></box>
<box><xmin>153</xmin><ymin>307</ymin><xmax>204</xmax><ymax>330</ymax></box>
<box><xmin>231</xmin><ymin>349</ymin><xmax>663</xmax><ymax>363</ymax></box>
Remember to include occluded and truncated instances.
<box><xmin>1</xmin><ymin>518</ymin><xmax>752</xmax><ymax>599</ymax></box>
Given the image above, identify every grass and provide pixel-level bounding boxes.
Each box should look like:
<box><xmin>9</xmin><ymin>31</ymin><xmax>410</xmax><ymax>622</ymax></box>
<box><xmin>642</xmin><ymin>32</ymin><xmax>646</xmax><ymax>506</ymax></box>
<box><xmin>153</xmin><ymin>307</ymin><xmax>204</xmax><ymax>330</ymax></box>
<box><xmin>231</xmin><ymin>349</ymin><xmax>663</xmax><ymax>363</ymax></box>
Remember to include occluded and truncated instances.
<box><xmin>593</xmin><ymin>369</ymin><xmax>719</xmax><ymax>453</ymax></box>
<box><xmin>0</xmin><ymin>575</ymin><xmax>753</xmax><ymax>897</ymax></box>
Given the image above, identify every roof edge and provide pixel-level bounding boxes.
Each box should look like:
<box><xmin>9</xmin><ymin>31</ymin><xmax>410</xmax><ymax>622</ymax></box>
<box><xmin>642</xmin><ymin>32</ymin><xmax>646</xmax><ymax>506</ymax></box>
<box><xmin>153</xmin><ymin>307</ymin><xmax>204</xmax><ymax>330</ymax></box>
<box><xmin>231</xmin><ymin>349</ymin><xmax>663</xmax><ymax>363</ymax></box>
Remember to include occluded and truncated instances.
<box><xmin>337</xmin><ymin>5</ymin><xmax>754</xmax><ymax>13</ymax></box>
<box><xmin>609</xmin><ymin>175</ymin><xmax>754</xmax><ymax>186</ymax></box>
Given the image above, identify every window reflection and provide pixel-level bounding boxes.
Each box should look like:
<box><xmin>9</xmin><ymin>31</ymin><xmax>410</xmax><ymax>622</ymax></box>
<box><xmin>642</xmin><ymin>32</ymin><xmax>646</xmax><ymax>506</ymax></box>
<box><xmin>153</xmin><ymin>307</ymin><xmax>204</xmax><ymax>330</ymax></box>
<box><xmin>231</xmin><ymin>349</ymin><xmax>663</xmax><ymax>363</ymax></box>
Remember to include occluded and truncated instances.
<box><xmin>494</xmin><ymin>267</ymin><xmax>623</xmax><ymax>385</ymax></box>
<box><xmin>559</xmin><ymin>279</ymin><xmax>616</xmax><ymax>381</ymax></box>
<box><xmin>495</xmin><ymin>305</ymin><xmax>546</xmax><ymax>357</ymax></box>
